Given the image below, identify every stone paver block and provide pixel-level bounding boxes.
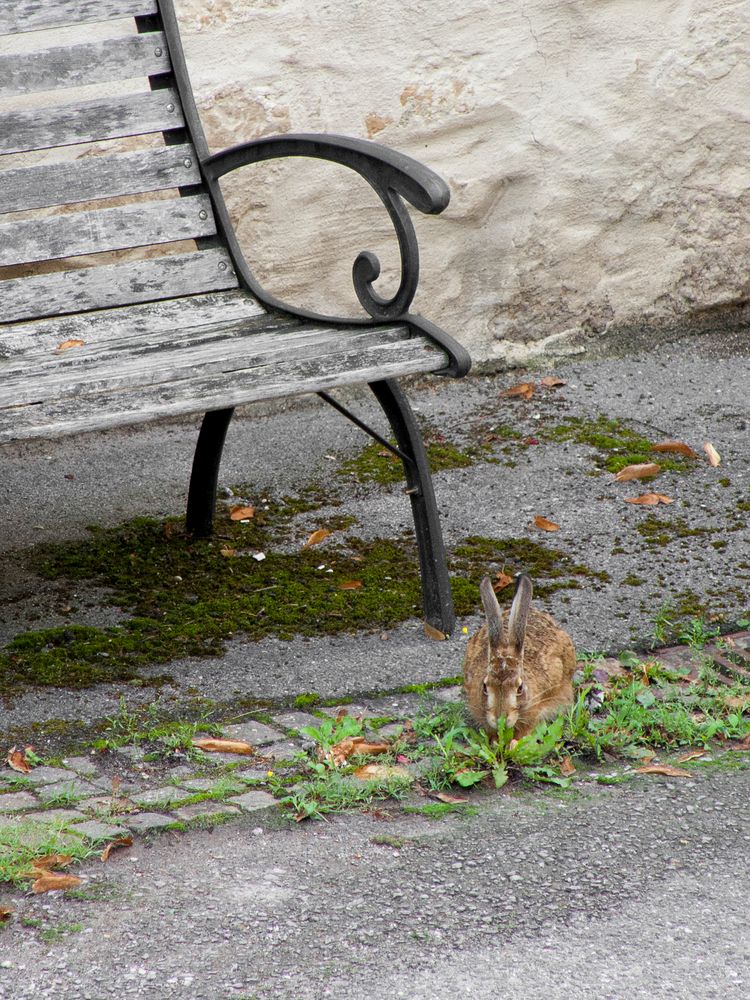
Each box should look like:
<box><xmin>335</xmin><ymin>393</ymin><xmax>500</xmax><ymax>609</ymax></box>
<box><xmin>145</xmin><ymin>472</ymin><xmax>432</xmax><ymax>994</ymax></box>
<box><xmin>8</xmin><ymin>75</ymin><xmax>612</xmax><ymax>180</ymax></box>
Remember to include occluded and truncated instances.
<box><xmin>272</xmin><ymin>711</ymin><xmax>321</xmax><ymax>732</ymax></box>
<box><xmin>61</xmin><ymin>756</ymin><xmax>100</xmax><ymax>777</ymax></box>
<box><xmin>36</xmin><ymin>779</ymin><xmax>99</xmax><ymax>803</ymax></box>
<box><xmin>115</xmin><ymin>745</ymin><xmax>146</xmax><ymax>762</ymax></box>
<box><xmin>173</xmin><ymin>801</ymin><xmax>240</xmax><ymax>822</ymax></box>
<box><xmin>32</xmin><ymin>809</ymin><xmax>86</xmax><ymax>825</ymax></box>
<box><xmin>222</xmin><ymin>721</ymin><xmax>284</xmax><ymax>746</ymax></box>
<box><xmin>258</xmin><ymin>741</ymin><xmax>302</xmax><ymax>761</ymax></box>
<box><xmin>0</xmin><ymin>791</ymin><xmax>38</xmax><ymax>812</ymax></box>
<box><xmin>24</xmin><ymin>766</ymin><xmax>78</xmax><ymax>786</ymax></box>
<box><xmin>175</xmin><ymin>777</ymin><xmax>242</xmax><ymax>793</ymax></box>
<box><xmin>229</xmin><ymin>790</ymin><xmax>279</xmax><ymax>814</ymax></box>
<box><xmin>72</xmin><ymin>819</ymin><xmax>131</xmax><ymax>840</ymax></box>
<box><xmin>377</xmin><ymin>722</ymin><xmax>407</xmax><ymax>739</ymax></box>
<box><xmin>123</xmin><ymin>812</ymin><xmax>179</xmax><ymax>834</ymax></box>
<box><xmin>433</xmin><ymin>686</ymin><xmax>463</xmax><ymax>703</ymax></box>
<box><xmin>320</xmin><ymin>704</ymin><xmax>370</xmax><ymax>719</ymax></box>
<box><xmin>236</xmin><ymin>768</ymin><xmax>273</xmax><ymax>783</ymax></box>
<box><xmin>130</xmin><ymin>786</ymin><xmax>193</xmax><ymax>809</ymax></box>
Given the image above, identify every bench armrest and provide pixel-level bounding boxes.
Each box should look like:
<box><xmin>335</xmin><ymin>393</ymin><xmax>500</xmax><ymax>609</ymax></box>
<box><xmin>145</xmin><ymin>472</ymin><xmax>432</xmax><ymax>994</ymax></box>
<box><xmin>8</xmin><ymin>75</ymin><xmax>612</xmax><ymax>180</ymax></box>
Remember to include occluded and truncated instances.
<box><xmin>201</xmin><ymin>133</ymin><xmax>449</xmax><ymax>325</ymax></box>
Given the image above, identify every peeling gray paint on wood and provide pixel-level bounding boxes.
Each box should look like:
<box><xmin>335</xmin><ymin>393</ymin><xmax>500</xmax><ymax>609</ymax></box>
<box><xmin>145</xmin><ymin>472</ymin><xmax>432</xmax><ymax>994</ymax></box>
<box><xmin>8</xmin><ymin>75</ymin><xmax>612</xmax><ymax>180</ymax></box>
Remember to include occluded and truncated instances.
<box><xmin>1</xmin><ymin>250</ymin><xmax>241</xmax><ymax>323</ymax></box>
<box><xmin>1</xmin><ymin>143</ymin><xmax>201</xmax><ymax>215</ymax></box>
<box><xmin>0</xmin><ymin>32</ymin><xmax>170</xmax><ymax>98</ymax></box>
<box><xmin>1</xmin><ymin>0</ymin><xmax>157</xmax><ymax>35</ymax></box>
<box><xmin>0</xmin><ymin>89</ymin><xmax>185</xmax><ymax>155</ymax></box>
<box><xmin>0</xmin><ymin>194</ymin><xmax>217</xmax><ymax>267</ymax></box>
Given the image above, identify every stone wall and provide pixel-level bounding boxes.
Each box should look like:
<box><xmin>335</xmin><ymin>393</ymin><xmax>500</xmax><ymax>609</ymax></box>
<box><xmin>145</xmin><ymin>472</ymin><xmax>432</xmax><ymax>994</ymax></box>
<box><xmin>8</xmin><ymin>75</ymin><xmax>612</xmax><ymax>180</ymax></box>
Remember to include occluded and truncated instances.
<box><xmin>175</xmin><ymin>0</ymin><xmax>750</xmax><ymax>365</ymax></box>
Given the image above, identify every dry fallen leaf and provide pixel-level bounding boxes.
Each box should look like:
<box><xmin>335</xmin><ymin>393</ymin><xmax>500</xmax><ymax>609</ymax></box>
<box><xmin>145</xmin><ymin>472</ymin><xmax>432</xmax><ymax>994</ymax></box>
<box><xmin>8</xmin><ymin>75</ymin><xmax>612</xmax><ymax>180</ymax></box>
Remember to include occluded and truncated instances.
<box><xmin>55</xmin><ymin>338</ymin><xmax>85</xmax><ymax>352</ymax></box>
<box><xmin>736</xmin><ymin>732</ymin><xmax>750</xmax><ymax>750</ymax></box>
<box><xmin>353</xmin><ymin>763</ymin><xmax>411</xmax><ymax>782</ymax></box>
<box><xmin>101</xmin><ymin>836</ymin><xmax>134</xmax><ymax>862</ymax></box>
<box><xmin>302</xmin><ymin>528</ymin><xmax>332</xmax><ymax>549</ymax></box>
<box><xmin>328</xmin><ymin>736</ymin><xmax>390</xmax><ymax>767</ymax></box>
<box><xmin>31</xmin><ymin>871</ymin><xmax>82</xmax><ymax>894</ymax></box>
<box><xmin>614</xmin><ymin>463</ymin><xmax>661</xmax><ymax>482</ymax></box>
<box><xmin>501</xmin><ymin>381</ymin><xmax>535</xmax><ymax>400</ymax></box>
<box><xmin>703</xmin><ymin>442</ymin><xmax>721</xmax><ymax>467</ymax></box>
<box><xmin>676</xmin><ymin>750</ymin><xmax>706</xmax><ymax>763</ymax></box>
<box><xmin>434</xmin><ymin>791</ymin><xmax>469</xmax><ymax>804</ymax></box>
<box><xmin>635</xmin><ymin>764</ymin><xmax>693</xmax><ymax>778</ymax></box>
<box><xmin>559</xmin><ymin>756</ymin><xmax>576</xmax><ymax>777</ymax></box>
<box><xmin>651</xmin><ymin>440</ymin><xmax>699</xmax><ymax>458</ymax></box>
<box><xmin>191</xmin><ymin>737</ymin><xmax>254</xmax><ymax>755</ymax></box>
<box><xmin>29</xmin><ymin>854</ymin><xmax>73</xmax><ymax>872</ymax></box>
<box><xmin>6</xmin><ymin>747</ymin><xmax>31</xmax><ymax>774</ymax></box>
<box><xmin>220</xmin><ymin>546</ymin><xmax>237</xmax><ymax>557</ymax></box>
<box><xmin>0</xmin><ymin>907</ymin><xmax>13</xmax><ymax>923</ymax></box>
<box><xmin>623</xmin><ymin>493</ymin><xmax>674</xmax><ymax>505</ymax></box>
<box><xmin>229</xmin><ymin>505</ymin><xmax>255</xmax><ymax>521</ymax></box>
<box><xmin>533</xmin><ymin>515</ymin><xmax>560</xmax><ymax>532</ymax></box>
<box><xmin>540</xmin><ymin>375</ymin><xmax>567</xmax><ymax>388</ymax></box>
<box><xmin>492</xmin><ymin>571</ymin><xmax>513</xmax><ymax>593</ymax></box>
<box><xmin>339</xmin><ymin>580</ymin><xmax>363</xmax><ymax>590</ymax></box>
<box><xmin>424</xmin><ymin>623</ymin><xmax>447</xmax><ymax>641</ymax></box>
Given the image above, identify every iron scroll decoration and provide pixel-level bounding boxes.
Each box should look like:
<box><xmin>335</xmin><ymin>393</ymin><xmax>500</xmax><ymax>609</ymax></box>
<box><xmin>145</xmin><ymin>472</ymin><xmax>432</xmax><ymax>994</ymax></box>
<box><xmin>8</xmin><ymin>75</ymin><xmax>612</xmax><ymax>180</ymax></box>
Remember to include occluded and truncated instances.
<box><xmin>201</xmin><ymin>133</ymin><xmax>450</xmax><ymax>322</ymax></box>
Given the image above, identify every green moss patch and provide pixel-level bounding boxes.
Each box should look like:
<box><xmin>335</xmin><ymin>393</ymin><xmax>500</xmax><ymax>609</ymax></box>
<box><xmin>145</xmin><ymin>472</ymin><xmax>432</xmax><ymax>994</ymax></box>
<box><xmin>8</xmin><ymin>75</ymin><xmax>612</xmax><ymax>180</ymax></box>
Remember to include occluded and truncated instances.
<box><xmin>543</xmin><ymin>416</ymin><xmax>698</xmax><ymax>475</ymax></box>
<box><xmin>338</xmin><ymin>432</ymin><xmax>492</xmax><ymax>486</ymax></box>
<box><xmin>635</xmin><ymin>515</ymin><xmax>711</xmax><ymax>547</ymax></box>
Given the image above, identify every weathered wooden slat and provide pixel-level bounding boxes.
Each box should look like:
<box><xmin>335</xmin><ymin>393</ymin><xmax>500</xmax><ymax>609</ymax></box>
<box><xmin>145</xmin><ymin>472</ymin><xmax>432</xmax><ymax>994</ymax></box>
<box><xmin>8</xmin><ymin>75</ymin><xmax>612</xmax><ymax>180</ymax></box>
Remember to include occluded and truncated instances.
<box><xmin>0</xmin><ymin>332</ymin><xmax>446</xmax><ymax>442</ymax></box>
<box><xmin>0</xmin><ymin>289</ymin><xmax>263</xmax><ymax>351</ymax></box>
<box><xmin>1</xmin><ymin>144</ymin><xmax>201</xmax><ymax>215</ymax></box>
<box><xmin>1</xmin><ymin>1</ymin><xmax>157</xmax><ymax>35</ymax></box>
<box><xmin>0</xmin><ymin>323</ymin><xmax>414</xmax><ymax>396</ymax></box>
<box><xmin>0</xmin><ymin>250</ymin><xmax>241</xmax><ymax>323</ymax></box>
<box><xmin>0</xmin><ymin>32</ymin><xmax>170</xmax><ymax>98</ymax></box>
<box><xmin>0</xmin><ymin>90</ymin><xmax>184</xmax><ymax>155</ymax></box>
<box><xmin>0</xmin><ymin>194</ymin><xmax>216</xmax><ymax>267</ymax></box>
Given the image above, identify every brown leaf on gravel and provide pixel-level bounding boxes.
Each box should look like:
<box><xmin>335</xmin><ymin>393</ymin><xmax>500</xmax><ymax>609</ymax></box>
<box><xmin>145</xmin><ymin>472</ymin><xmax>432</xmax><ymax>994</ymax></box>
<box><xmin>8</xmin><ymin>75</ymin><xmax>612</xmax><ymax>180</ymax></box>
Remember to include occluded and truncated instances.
<box><xmin>533</xmin><ymin>516</ymin><xmax>560</xmax><ymax>532</ymax></box>
<box><xmin>354</xmin><ymin>763</ymin><xmax>411</xmax><ymax>782</ymax></box>
<box><xmin>624</xmin><ymin>493</ymin><xmax>674</xmax><ymax>505</ymax></box>
<box><xmin>501</xmin><ymin>381</ymin><xmax>535</xmax><ymax>400</ymax></box>
<box><xmin>424</xmin><ymin>623</ymin><xmax>447</xmax><ymax>641</ymax></box>
<box><xmin>0</xmin><ymin>907</ymin><xmax>13</xmax><ymax>923</ymax></box>
<box><xmin>55</xmin><ymin>338</ymin><xmax>85</xmax><ymax>353</ymax></box>
<box><xmin>559</xmin><ymin>756</ymin><xmax>576</xmax><ymax>777</ymax></box>
<box><xmin>651</xmin><ymin>441</ymin><xmax>699</xmax><ymax>458</ymax></box>
<box><xmin>433</xmin><ymin>791</ymin><xmax>469</xmax><ymax>804</ymax></box>
<box><xmin>6</xmin><ymin>747</ymin><xmax>31</xmax><ymax>773</ymax></box>
<box><xmin>191</xmin><ymin>737</ymin><xmax>254</xmax><ymax>755</ymax></box>
<box><xmin>100</xmin><ymin>836</ymin><xmax>134</xmax><ymax>862</ymax></box>
<box><xmin>540</xmin><ymin>376</ymin><xmax>567</xmax><ymax>388</ymax></box>
<box><xmin>339</xmin><ymin>580</ymin><xmax>363</xmax><ymax>590</ymax></box>
<box><xmin>30</xmin><ymin>854</ymin><xmax>73</xmax><ymax>872</ymax></box>
<box><xmin>676</xmin><ymin>750</ymin><xmax>706</xmax><ymax>763</ymax></box>
<box><xmin>735</xmin><ymin>732</ymin><xmax>750</xmax><ymax>750</ymax></box>
<box><xmin>614</xmin><ymin>463</ymin><xmax>661</xmax><ymax>482</ymax></box>
<box><xmin>328</xmin><ymin>737</ymin><xmax>390</xmax><ymax>767</ymax></box>
<box><xmin>635</xmin><ymin>764</ymin><xmax>693</xmax><ymax>778</ymax></box>
<box><xmin>31</xmin><ymin>871</ymin><xmax>82</xmax><ymax>894</ymax></box>
<box><xmin>220</xmin><ymin>546</ymin><xmax>237</xmax><ymax>557</ymax></box>
<box><xmin>302</xmin><ymin>528</ymin><xmax>332</xmax><ymax>549</ymax></box>
<box><xmin>229</xmin><ymin>505</ymin><xmax>255</xmax><ymax>521</ymax></box>
<box><xmin>492</xmin><ymin>571</ymin><xmax>513</xmax><ymax>593</ymax></box>
<box><xmin>703</xmin><ymin>442</ymin><xmax>721</xmax><ymax>467</ymax></box>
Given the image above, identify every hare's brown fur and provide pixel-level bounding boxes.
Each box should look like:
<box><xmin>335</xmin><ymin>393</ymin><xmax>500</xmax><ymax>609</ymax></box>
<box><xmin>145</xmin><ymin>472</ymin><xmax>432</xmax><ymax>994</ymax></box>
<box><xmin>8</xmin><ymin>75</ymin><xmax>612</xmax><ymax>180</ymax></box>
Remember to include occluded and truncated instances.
<box><xmin>463</xmin><ymin>579</ymin><xmax>576</xmax><ymax>738</ymax></box>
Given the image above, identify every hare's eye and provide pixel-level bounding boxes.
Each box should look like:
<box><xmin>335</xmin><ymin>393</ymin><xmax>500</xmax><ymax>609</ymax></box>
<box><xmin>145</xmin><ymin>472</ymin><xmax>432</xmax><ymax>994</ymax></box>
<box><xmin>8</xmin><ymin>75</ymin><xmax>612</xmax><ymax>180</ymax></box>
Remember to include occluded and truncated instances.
<box><xmin>482</xmin><ymin>680</ymin><xmax>488</xmax><ymax>698</ymax></box>
<box><xmin>517</xmin><ymin>682</ymin><xmax>525</xmax><ymax>696</ymax></box>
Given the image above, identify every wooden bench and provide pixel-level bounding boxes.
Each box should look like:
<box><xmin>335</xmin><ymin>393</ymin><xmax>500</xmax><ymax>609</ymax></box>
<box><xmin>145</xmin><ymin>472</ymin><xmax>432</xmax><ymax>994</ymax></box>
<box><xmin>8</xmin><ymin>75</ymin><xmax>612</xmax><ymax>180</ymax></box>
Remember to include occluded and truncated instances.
<box><xmin>0</xmin><ymin>0</ymin><xmax>471</xmax><ymax>633</ymax></box>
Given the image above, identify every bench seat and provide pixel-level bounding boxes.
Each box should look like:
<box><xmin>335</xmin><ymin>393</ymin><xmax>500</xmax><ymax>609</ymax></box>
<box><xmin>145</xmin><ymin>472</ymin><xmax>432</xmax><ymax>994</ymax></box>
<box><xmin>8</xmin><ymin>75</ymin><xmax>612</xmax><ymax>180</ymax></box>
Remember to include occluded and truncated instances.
<box><xmin>0</xmin><ymin>289</ymin><xmax>446</xmax><ymax>443</ymax></box>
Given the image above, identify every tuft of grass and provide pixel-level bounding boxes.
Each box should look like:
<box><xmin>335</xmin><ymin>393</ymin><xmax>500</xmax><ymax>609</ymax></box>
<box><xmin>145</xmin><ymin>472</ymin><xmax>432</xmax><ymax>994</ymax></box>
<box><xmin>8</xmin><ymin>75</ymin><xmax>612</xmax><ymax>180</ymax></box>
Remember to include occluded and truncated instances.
<box><xmin>0</xmin><ymin>818</ymin><xmax>96</xmax><ymax>887</ymax></box>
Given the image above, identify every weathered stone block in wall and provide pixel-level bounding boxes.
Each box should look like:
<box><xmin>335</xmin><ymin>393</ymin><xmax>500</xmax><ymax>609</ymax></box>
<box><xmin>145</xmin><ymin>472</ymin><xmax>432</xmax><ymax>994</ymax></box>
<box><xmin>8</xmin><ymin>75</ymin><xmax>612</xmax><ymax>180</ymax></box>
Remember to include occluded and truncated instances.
<box><xmin>175</xmin><ymin>0</ymin><xmax>750</xmax><ymax>364</ymax></box>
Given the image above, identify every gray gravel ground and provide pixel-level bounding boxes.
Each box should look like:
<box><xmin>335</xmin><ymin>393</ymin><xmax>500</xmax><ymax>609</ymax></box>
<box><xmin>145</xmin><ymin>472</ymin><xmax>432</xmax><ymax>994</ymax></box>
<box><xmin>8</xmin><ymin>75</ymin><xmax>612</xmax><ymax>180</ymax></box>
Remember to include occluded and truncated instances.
<box><xmin>0</xmin><ymin>765</ymin><xmax>747</xmax><ymax>999</ymax></box>
<box><xmin>1</xmin><ymin>327</ymin><xmax>749</xmax><ymax>996</ymax></box>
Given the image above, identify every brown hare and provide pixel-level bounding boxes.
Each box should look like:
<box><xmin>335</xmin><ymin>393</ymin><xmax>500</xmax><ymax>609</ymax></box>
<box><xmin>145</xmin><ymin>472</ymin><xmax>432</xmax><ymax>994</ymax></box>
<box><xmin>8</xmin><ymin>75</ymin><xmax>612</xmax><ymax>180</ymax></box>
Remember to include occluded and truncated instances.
<box><xmin>464</xmin><ymin>574</ymin><xmax>576</xmax><ymax>738</ymax></box>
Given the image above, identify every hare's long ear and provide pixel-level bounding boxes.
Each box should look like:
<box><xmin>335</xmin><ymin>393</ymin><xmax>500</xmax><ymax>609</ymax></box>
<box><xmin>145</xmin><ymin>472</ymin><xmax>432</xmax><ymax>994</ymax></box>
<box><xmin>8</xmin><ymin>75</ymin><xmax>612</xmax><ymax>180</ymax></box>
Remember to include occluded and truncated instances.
<box><xmin>479</xmin><ymin>576</ymin><xmax>504</xmax><ymax>652</ymax></box>
<box><xmin>507</xmin><ymin>574</ymin><xmax>533</xmax><ymax>656</ymax></box>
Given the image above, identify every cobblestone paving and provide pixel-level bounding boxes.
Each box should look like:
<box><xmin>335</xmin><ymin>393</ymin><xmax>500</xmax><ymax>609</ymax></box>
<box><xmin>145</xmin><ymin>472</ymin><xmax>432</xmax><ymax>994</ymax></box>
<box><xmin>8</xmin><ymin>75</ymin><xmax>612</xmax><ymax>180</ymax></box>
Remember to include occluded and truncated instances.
<box><xmin>0</xmin><ymin>693</ymin><xmax>440</xmax><ymax>850</ymax></box>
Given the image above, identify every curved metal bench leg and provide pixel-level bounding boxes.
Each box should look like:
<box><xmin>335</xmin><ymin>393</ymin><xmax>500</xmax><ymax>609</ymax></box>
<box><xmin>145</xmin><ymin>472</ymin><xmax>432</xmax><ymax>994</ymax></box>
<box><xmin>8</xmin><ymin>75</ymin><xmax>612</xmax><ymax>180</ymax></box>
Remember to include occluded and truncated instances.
<box><xmin>186</xmin><ymin>407</ymin><xmax>235</xmax><ymax>537</ymax></box>
<box><xmin>369</xmin><ymin>379</ymin><xmax>456</xmax><ymax>634</ymax></box>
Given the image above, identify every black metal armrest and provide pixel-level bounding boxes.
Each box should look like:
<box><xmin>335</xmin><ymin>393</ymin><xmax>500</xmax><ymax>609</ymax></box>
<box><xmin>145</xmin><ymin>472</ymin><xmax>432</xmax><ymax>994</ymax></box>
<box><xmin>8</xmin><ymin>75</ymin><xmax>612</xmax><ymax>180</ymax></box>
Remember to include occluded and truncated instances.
<box><xmin>201</xmin><ymin>134</ymin><xmax>457</xmax><ymax>339</ymax></box>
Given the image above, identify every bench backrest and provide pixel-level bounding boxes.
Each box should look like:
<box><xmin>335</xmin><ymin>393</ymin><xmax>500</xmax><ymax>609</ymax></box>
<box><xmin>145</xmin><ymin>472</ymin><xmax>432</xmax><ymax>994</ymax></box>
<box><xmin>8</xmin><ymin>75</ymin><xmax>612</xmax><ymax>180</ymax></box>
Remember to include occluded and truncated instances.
<box><xmin>0</xmin><ymin>0</ymin><xmax>246</xmax><ymax>325</ymax></box>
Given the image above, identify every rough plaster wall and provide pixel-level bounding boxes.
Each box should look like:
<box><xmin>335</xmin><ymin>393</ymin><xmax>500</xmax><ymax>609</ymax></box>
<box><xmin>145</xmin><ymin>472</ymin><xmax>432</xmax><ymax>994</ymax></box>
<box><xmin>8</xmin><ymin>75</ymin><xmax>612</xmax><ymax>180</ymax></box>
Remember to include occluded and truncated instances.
<box><xmin>175</xmin><ymin>0</ymin><xmax>750</xmax><ymax>365</ymax></box>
